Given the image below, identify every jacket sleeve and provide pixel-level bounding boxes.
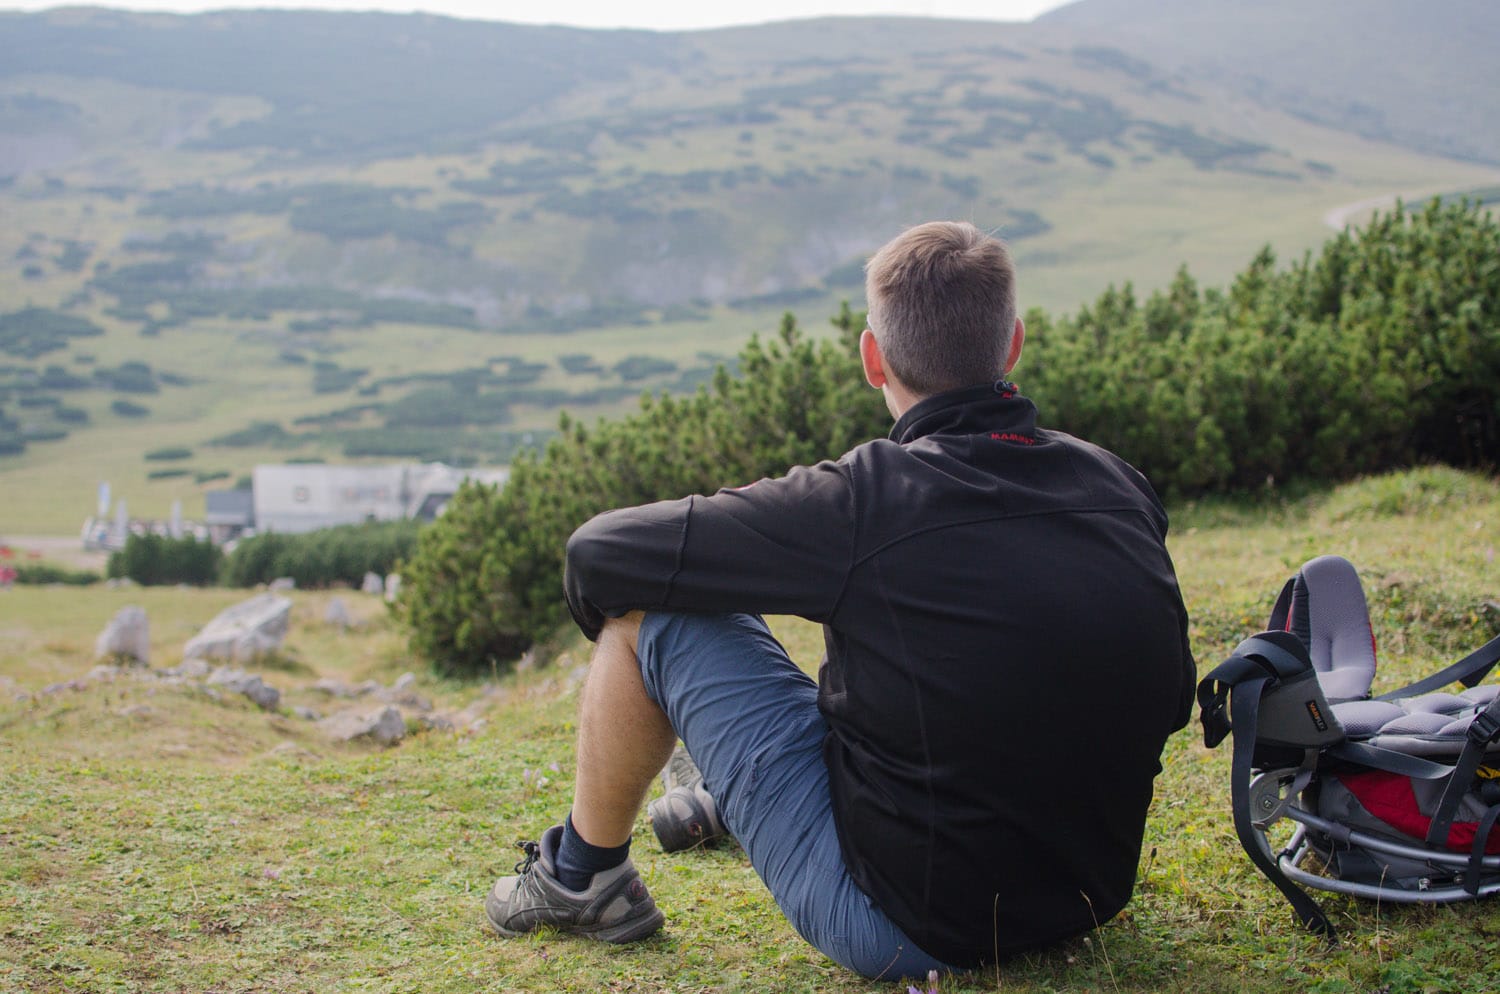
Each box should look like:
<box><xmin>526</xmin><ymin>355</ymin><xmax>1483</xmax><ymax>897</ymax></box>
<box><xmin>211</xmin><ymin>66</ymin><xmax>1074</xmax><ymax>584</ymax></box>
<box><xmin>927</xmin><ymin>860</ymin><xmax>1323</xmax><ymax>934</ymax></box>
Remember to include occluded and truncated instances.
<box><xmin>563</xmin><ymin>459</ymin><xmax>856</xmax><ymax>640</ymax></box>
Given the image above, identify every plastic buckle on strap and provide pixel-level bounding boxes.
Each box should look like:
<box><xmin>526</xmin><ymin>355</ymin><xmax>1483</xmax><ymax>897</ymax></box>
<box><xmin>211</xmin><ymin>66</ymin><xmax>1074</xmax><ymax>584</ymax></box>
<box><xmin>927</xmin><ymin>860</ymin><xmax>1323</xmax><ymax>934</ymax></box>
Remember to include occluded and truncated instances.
<box><xmin>1201</xmin><ymin>693</ymin><xmax>1231</xmax><ymax>748</ymax></box>
<box><xmin>1468</xmin><ymin>708</ymin><xmax>1500</xmax><ymax>747</ymax></box>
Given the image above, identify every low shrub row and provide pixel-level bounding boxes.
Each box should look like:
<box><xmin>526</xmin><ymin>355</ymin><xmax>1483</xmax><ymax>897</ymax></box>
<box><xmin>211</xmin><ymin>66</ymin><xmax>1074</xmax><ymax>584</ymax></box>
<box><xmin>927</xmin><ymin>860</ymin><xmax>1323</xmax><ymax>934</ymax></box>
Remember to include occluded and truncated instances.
<box><xmin>396</xmin><ymin>200</ymin><xmax>1500</xmax><ymax>676</ymax></box>
<box><xmin>220</xmin><ymin>519</ymin><xmax>422</xmax><ymax>589</ymax></box>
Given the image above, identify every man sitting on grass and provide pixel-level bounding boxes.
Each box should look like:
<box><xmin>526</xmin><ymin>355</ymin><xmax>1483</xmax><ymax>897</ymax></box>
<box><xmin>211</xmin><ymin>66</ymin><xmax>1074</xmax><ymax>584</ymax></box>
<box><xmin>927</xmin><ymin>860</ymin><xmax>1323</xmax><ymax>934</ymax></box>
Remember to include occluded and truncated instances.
<box><xmin>485</xmin><ymin>220</ymin><xmax>1195</xmax><ymax>979</ymax></box>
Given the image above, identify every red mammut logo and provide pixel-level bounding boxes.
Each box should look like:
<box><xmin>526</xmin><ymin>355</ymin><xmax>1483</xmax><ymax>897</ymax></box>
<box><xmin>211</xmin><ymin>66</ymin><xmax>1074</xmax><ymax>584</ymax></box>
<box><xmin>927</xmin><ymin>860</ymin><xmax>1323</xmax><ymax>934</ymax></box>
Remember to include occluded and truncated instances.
<box><xmin>990</xmin><ymin>432</ymin><xmax>1035</xmax><ymax>446</ymax></box>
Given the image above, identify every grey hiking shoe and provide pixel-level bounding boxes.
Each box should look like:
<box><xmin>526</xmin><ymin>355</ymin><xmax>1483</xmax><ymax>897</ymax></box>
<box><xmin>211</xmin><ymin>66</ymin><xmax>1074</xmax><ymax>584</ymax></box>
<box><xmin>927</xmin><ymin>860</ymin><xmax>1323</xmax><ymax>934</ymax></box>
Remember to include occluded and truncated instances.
<box><xmin>648</xmin><ymin>782</ymin><xmax>727</xmax><ymax>853</ymax></box>
<box><xmin>485</xmin><ymin>825</ymin><xmax>664</xmax><ymax>944</ymax></box>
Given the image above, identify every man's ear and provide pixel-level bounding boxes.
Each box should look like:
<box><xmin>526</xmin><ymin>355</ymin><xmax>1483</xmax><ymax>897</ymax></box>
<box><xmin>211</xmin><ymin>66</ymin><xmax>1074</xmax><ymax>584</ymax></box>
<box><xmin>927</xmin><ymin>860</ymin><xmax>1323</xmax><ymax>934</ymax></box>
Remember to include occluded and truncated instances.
<box><xmin>860</xmin><ymin>328</ymin><xmax>888</xmax><ymax>389</ymax></box>
<box><xmin>1002</xmin><ymin>317</ymin><xmax>1025</xmax><ymax>375</ymax></box>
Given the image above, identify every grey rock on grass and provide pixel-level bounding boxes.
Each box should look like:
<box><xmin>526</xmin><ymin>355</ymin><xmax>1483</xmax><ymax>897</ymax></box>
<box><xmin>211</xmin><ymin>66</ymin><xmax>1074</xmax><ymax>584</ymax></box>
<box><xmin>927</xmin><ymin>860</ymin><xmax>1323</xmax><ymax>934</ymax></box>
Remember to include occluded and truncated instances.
<box><xmin>206</xmin><ymin>667</ymin><xmax>281</xmax><ymax>711</ymax></box>
<box><xmin>95</xmin><ymin>605</ymin><xmax>150</xmax><ymax>666</ymax></box>
<box><xmin>319</xmin><ymin>705</ymin><xmax>406</xmax><ymax>746</ymax></box>
<box><xmin>184</xmin><ymin>594</ymin><xmax>292</xmax><ymax>663</ymax></box>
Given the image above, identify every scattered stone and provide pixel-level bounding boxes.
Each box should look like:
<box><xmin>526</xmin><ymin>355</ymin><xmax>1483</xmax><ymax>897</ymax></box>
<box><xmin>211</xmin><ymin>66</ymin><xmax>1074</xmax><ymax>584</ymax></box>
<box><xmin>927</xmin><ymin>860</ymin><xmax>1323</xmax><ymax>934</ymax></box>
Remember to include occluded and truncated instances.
<box><xmin>265</xmin><ymin>742</ymin><xmax>322</xmax><ymax>762</ymax></box>
<box><xmin>383</xmin><ymin>573</ymin><xmax>402</xmax><ymax>603</ymax></box>
<box><xmin>269</xmin><ymin>577</ymin><xmax>297</xmax><ymax>592</ymax></box>
<box><xmin>116</xmin><ymin>704</ymin><xmax>154</xmax><ymax>718</ymax></box>
<box><xmin>87</xmin><ymin>664</ymin><xmax>123</xmax><ymax>683</ymax></box>
<box><xmin>318</xmin><ymin>705</ymin><xmax>406</xmax><ymax>746</ymax></box>
<box><xmin>184</xmin><ymin>594</ymin><xmax>292</xmax><ymax>663</ymax></box>
<box><xmin>376</xmin><ymin>674</ymin><xmax>431</xmax><ymax>711</ymax></box>
<box><xmin>160</xmin><ymin>658</ymin><xmax>211</xmax><ymax>680</ymax></box>
<box><xmin>311</xmin><ymin>677</ymin><xmax>349</xmax><ymax>697</ymax></box>
<box><xmin>419</xmin><ymin>714</ymin><xmax>455</xmax><ymax>733</ymax></box>
<box><xmin>361</xmin><ymin>572</ymin><xmax>384</xmax><ymax>595</ymax></box>
<box><xmin>206</xmin><ymin>667</ymin><xmax>281</xmax><ymax>711</ymax></box>
<box><xmin>515</xmin><ymin>650</ymin><xmax>537</xmax><ymax>672</ymax></box>
<box><xmin>292</xmin><ymin>706</ymin><xmax>322</xmax><ymax>721</ymax></box>
<box><xmin>104</xmin><ymin>577</ymin><xmax>138</xmax><ymax>590</ymax></box>
<box><xmin>95</xmin><ymin>605</ymin><xmax>150</xmax><ymax>666</ymax></box>
<box><xmin>437</xmin><ymin>682</ymin><xmax>509</xmax><ymax>734</ymax></box>
<box><xmin>565</xmin><ymin>663</ymin><xmax>591</xmax><ymax>692</ymax></box>
<box><xmin>323</xmin><ymin>597</ymin><xmax>353</xmax><ymax>629</ymax></box>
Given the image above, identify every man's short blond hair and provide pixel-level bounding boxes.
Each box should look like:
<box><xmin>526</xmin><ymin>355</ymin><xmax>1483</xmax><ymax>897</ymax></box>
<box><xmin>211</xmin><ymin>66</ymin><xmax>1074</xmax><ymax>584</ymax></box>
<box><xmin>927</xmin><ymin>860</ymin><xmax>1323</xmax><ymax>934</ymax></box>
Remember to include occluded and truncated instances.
<box><xmin>864</xmin><ymin>221</ymin><xmax>1017</xmax><ymax>397</ymax></box>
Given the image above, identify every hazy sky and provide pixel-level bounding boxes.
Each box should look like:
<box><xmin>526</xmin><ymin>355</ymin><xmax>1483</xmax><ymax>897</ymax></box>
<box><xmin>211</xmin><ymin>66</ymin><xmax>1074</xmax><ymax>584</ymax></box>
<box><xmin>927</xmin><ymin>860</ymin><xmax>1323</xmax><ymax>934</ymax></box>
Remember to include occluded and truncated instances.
<box><xmin>2</xmin><ymin>1</ymin><xmax>1073</xmax><ymax>31</ymax></box>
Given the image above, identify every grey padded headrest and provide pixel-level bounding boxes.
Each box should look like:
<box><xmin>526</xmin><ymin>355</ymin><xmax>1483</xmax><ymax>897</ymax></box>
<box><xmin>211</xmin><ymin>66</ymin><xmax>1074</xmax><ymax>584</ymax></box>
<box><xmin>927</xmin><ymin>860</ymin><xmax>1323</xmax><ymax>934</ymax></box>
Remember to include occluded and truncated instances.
<box><xmin>1297</xmin><ymin>556</ymin><xmax>1378</xmax><ymax>702</ymax></box>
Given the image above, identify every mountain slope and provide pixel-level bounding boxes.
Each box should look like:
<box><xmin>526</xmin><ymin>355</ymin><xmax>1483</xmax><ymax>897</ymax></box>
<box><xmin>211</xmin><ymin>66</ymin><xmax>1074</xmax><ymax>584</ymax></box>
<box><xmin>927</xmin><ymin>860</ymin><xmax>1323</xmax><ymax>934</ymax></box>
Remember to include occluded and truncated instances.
<box><xmin>1</xmin><ymin>6</ymin><xmax>1498</xmax><ymax>530</ymax></box>
<box><xmin>1036</xmin><ymin>0</ymin><xmax>1500</xmax><ymax>164</ymax></box>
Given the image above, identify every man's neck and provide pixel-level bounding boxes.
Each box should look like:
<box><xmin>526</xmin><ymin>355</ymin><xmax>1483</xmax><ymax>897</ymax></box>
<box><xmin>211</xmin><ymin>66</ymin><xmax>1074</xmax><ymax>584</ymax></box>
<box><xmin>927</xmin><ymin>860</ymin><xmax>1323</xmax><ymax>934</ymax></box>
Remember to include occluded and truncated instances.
<box><xmin>883</xmin><ymin>379</ymin><xmax>926</xmax><ymax>421</ymax></box>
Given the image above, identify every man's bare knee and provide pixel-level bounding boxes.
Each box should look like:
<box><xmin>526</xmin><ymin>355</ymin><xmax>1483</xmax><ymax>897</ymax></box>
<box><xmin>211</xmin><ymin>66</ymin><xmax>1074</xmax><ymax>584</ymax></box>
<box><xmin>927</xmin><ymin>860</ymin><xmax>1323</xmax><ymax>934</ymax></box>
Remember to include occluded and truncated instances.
<box><xmin>596</xmin><ymin>611</ymin><xmax>645</xmax><ymax>660</ymax></box>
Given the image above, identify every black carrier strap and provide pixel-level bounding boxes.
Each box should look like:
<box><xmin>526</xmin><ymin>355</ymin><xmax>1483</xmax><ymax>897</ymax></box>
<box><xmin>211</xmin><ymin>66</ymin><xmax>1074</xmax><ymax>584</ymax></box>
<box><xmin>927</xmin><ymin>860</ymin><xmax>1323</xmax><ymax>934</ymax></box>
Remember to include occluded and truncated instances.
<box><xmin>1199</xmin><ymin>641</ymin><xmax>1337</xmax><ymax>939</ymax></box>
<box><xmin>1426</xmin><ymin>695</ymin><xmax>1500</xmax><ymax>848</ymax></box>
<box><xmin>1268</xmin><ymin>574</ymin><xmax>1313</xmax><ymax>647</ymax></box>
<box><xmin>1377</xmin><ymin>633</ymin><xmax>1500</xmax><ymax>702</ymax></box>
<box><xmin>1464</xmin><ymin>803</ymin><xmax>1500</xmax><ymax>896</ymax></box>
<box><xmin>1226</xmin><ymin>674</ymin><xmax>1337</xmax><ymax>938</ymax></box>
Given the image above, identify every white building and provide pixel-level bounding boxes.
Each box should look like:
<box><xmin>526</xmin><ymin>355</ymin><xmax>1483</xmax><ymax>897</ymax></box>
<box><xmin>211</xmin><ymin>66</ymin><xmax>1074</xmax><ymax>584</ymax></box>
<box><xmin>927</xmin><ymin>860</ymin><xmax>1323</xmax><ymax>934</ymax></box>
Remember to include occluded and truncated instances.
<box><xmin>248</xmin><ymin>462</ymin><xmax>509</xmax><ymax>534</ymax></box>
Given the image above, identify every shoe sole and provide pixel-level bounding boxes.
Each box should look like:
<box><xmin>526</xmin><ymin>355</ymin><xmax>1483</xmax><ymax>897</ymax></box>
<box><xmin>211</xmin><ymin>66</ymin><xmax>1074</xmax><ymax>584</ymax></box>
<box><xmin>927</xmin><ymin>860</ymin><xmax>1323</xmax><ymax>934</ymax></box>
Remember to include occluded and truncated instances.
<box><xmin>484</xmin><ymin>890</ymin><xmax>665</xmax><ymax>944</ymax></box>
<box><xmin>661</xmin><ymin>744</ymin><xmax>702</xmax><ymax>793</ymax></box>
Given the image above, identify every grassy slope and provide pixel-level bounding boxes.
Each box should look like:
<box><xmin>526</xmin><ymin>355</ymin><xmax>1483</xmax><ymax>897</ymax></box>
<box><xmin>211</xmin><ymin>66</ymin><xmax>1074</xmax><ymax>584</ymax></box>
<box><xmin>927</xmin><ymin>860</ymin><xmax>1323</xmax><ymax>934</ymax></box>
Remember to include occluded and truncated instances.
<box><xmin>2</xmin><ymin>467</ymin><xmax>1499</xmax><ymax>992</ymax></box>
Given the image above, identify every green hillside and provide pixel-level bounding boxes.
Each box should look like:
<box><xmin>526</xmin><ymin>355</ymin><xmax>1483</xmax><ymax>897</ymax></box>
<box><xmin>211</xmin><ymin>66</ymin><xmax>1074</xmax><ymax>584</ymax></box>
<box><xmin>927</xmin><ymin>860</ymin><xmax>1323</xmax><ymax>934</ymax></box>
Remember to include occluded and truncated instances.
<box><xmin>1</xmin><ymin>6</ymin><xmax>1497</xmax><ymax>532</ymax></box>
<box><xmin>2</xmin><ymin>469</ymin><xmax>1499</xmax><ymax>991</ymax></box>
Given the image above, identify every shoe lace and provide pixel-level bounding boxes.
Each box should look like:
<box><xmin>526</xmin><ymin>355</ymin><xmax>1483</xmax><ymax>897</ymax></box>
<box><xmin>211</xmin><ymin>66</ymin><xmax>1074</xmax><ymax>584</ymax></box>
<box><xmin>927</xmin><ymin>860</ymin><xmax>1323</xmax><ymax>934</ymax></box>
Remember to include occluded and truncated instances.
<box><xmin>512</xmin><ymin>839</ymin><xmax>541</xmax><ymax>875</ymax></box>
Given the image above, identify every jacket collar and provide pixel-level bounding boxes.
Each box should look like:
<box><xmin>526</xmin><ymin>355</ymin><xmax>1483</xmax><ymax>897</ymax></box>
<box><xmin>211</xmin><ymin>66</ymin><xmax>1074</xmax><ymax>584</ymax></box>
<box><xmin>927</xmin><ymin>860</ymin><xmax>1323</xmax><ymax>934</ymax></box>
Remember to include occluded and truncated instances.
<box><xmin>889</xmin><ymin>381</ymin><xmax>1038</xmax><ymax>444</ymax></box>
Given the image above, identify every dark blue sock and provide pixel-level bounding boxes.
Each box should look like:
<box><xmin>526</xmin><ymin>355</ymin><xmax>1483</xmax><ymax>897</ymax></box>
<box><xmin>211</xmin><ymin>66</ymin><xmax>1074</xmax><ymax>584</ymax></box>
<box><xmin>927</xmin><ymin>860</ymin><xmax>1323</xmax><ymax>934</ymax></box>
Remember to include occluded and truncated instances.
<box><xmin>553</xmin><ymin>812</ymin><xmax>630</xmax><ymax>892</ymax></box>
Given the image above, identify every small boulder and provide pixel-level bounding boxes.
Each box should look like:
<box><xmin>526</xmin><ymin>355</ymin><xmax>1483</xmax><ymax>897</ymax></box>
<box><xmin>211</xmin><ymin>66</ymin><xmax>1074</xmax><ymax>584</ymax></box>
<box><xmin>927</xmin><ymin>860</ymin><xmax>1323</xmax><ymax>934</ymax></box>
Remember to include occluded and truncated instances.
<box><xmin>377</xmin><ymin>672</ymin><xmax>430</xmax><ymax>711</ymax></box>
<box><xmin>383</xmin><ymin>573</ymin><xmax>402</xmax><ymax>603</ymax></box>
<box><xmin>361</xmin><ymin>572</ymin><xmax>384</xmax><ymax>595</ymax></box>
<box><xmin>95</xmin><ymin>605</ymin><xmax>150</xmax><ymax>666</ymax></box>
<box><xmin>160</xmin><ymin>658</ymin><xmax>211</xmax><ymax>680</ymax></box>
<box><xmin>310</xmin><ymin>677</ymin><xmax>355</xmax><ymax>698</ymax></box>
<box><xmin>206</xmin><ymin>667</ymin><xmax>281</xmax><ymax>711</ymax></box>
<box><xmin>184</xmin><ymin>594</ymin><xmax>292</xmax><ymax>663</ymax></box>
<box><xmin>268</xmin><ymin>577</ymin><xmax>296</xmax><ymax>592</ymax></box>
<box><xmin>319</xmin><ymin>705</ymin><xmax>406</xmax><ymax>746</ymax></box>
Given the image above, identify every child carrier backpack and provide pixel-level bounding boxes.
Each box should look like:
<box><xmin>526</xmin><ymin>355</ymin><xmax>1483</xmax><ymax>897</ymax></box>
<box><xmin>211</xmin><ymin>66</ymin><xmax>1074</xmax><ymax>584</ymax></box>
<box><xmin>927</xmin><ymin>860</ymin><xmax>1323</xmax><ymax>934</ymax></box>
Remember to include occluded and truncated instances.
<box><xmin>1198</xmin><ymin>555</ymin><xmax>1500</xmax><ymax>938</ymax></box>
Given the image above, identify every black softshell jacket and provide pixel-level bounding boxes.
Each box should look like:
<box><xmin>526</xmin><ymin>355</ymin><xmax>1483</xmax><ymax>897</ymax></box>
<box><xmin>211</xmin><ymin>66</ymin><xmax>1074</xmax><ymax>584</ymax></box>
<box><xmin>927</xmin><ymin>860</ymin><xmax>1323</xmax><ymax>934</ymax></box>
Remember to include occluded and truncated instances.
<box><xmin>564</xmin><ymin>382</ymin><xmax>1195</xmax><ymax>966</ymax></box>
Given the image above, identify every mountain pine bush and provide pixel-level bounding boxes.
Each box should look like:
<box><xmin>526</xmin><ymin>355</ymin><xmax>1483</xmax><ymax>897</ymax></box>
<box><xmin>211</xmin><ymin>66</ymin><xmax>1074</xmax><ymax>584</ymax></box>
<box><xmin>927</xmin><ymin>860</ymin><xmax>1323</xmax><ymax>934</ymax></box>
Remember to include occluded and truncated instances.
<box><xmin>399</xmin><ymin>199</ymin><xmax>1499</xmax><ymax>673</ymax></box>
<box><xmin>395</xmin><ymin>307</ymin><xmax>887</xmax><ymax>674</ymax></box>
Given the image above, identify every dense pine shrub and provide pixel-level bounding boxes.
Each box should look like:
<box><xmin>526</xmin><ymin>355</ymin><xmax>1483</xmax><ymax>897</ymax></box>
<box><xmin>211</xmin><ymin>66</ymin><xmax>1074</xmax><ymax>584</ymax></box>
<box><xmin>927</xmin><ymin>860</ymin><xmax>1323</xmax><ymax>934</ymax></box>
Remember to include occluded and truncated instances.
<box><xmin>14</xmin><ymin>562</ymin><xmax>101</xmax><ymax>585</ymax></box>
<box><xmin>221</xmin><ymin>519</ymin><xmax>422</xmax><ymax>589</ymax></box>
<box><xmin>1024</xmin><ymin>198</ymin><xmax>1500</xmax><ymax>496</ymax></box>
<box><xmin>108</xmin><ymin>533</ymin><xmax>221</xmax><ymax>586</ymax></box>
<box><xmin>398</xmin><ymin>199</ymin><xmax>1500</xmax><ymax>675</ymax></box>
<box><xmin>395</xmin><ymin>308</ymin><xmax>887</xmax><ymax>675</ymax></box>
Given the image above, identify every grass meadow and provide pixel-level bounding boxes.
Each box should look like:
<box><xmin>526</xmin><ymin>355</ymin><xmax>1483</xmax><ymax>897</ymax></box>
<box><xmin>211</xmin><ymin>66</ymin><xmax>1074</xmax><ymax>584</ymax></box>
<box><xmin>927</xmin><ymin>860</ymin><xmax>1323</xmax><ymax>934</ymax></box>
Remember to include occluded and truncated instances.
<box><xmin>2</xmin><ymin>466</ymin><xmax>1498</xmax><ymax>993</ymax></box>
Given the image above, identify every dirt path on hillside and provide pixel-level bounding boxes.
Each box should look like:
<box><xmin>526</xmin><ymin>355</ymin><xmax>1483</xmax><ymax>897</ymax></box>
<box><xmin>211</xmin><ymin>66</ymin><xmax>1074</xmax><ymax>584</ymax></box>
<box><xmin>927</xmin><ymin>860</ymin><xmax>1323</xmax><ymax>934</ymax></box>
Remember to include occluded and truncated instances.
<box><xmin>1322</xmin><ymin>184</ymin><xmax>1495</xmax><ymax>231</ymax></box>
<box><xmin>0</xmin><ymin>534</ymin><xmax>109</xmax><ymax>571</ymax></box>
